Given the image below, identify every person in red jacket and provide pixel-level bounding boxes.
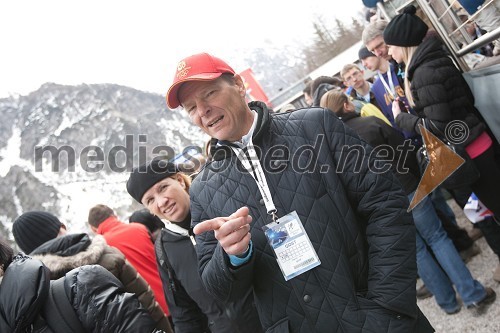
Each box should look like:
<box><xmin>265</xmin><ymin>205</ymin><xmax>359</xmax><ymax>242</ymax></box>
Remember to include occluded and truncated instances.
<box><xmin>88</xmin><ymin>204</ymin><xmax>171</xmax><ymax>324</ymax></box>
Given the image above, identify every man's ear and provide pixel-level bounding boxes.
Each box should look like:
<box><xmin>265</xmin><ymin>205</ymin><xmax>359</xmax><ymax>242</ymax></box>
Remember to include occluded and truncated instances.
<box><xmin>90</xmin><ymin>225</ymin><xmax>98</xmax><ymax>233</ymax></box>
<box><xmin>234</xmin><ymin>74</ymin><xmax>246</xmax><ymax>96</ymax></box>
<box><xmin>57</xmin><ymin>223</ymin><xmax>68</xmax><ymax>236</ymax></box>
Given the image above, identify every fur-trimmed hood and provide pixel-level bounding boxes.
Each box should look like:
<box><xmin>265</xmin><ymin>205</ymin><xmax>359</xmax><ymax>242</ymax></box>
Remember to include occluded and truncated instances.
<box><xmin>31</xmin><ymin>233</ymin><xmax>107</xmax><ymax>279</ymax></box>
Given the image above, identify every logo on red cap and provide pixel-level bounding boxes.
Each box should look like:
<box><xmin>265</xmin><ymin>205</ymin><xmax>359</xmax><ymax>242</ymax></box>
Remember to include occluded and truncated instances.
<box><xmin>176</xmin><ymin>61</ymin><xmax>191</xmax><ymax>79</ymax></box>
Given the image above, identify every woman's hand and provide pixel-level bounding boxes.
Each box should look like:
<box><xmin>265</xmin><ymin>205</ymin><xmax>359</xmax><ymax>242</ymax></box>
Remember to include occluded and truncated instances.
<box><xmin>392</xmin><ymin>98</ymin><xmax>402</xmax><ymax>119</ymax></box>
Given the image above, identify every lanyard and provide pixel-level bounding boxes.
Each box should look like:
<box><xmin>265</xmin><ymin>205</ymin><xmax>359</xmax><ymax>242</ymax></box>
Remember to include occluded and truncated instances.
<box><xmin>229</xmin><ymin>138</ymin><xmax>278</xmax><ymax>222</ymax></box>
<box><xmin>377</xmin><ymin>65</ymin><xmax>396</xmax><ymax>100</ymax></box>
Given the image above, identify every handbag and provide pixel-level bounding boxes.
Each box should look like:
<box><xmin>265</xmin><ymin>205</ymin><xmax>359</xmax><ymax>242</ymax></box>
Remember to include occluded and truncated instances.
<box><xmin>416</xmin><ymin>119</ymin><xmax>480</xmax><ymax>190</ymax></box>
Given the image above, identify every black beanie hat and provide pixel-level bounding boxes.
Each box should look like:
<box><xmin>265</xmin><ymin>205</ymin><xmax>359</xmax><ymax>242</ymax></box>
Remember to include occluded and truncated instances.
<box><xmin>129</xmin><ymin>209</ymin><xmax>165</xmax><ymax>233</ymax></box>
<box><xmin>383</xmin><ymin>5</ymin><xmax>428</xmax><ymax>47</ymax></box>
<box><xmin>358</xmin><ymin>46</ymin><xmax>375</xmax><ymax>60</ymax></box>
<box><xmin>13</xmin><ymin>211</ymin><xmax>62</xmax><ymax>254</ymax></box>
<box><xmin>127</xmin><ymin>158</ymin><xmax>179</xmax><ymax>203</ymax></box>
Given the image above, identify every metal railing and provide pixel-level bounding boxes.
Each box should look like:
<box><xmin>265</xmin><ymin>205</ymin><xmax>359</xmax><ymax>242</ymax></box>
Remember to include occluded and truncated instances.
<box><xmin>415</xmin><ymin>0</ymin><xmax>500</xmax><ymax>71</ymax></box>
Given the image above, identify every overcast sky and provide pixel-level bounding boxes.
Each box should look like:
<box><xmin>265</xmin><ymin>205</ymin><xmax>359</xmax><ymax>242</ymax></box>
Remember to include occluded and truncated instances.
<box><xmin>0</xmin><ymin>0</ymin><xmax>364</xmax><ymax>99</ymax></box>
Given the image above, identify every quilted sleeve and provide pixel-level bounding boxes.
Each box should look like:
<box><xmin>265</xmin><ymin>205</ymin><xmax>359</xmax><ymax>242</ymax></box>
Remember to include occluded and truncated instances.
<box><xmin>322</xmin><ymin>109</ymin><xmax>418</xmax><ymax>318</ymax></box>
<box><xmin>190</xmin><ymin>178</ymin><xmax>255</xmax><ymax>304</ymax></box>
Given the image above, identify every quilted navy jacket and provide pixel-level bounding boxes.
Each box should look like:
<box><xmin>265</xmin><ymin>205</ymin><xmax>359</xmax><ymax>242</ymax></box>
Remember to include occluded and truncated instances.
<box><xmin>191</xmin><ymin>103</ymin><xmax>433</xmax><ymax>333</ymax></box>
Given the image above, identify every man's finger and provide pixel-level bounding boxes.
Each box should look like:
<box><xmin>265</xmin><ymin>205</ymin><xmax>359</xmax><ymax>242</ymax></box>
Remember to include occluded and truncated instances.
<box><xmin>225</xmin><ymin>233</ymin><xmax>252</xmax><ymax>256</ymax></box>
<box><xmin>193</xmin><ymin>218</ymin><xmax>225</xmax><ymax>235</ymax></box>
<box><xmin>229</xmin><ymin>206</ymin><xmax>250</xmax><ymax>219</ymax></box>
<box><xmin>218</xmin><ymin>215</ymin><xmax>252</xmax><ymax>236</ymax></box>
<box><xmin>219</xmin><ymin>224</ymin><xmax>250</xmax><ymax>249</ymax></box>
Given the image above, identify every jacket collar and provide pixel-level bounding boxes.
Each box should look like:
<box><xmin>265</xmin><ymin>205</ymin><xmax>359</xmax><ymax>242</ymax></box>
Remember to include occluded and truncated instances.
<box><xmin>340</xmin><ymin>112</ymin><xmax>360</xmax><ymax>122</ymax></box>
<box><xmin>31</xmin><ymin>235</ymin><xmax>108</xmax><ymax>279</ymax></box>
<box><xmin>31</xmin><ymin>233</ymin><xmax>91</xmax><ymax>257</ymax></box>
<box><xmin>96</xmin><ymin>215</ymin><xmax>122</xmax><ymax>234</ymax></box>
<box><xmin>407</xmin><ymin>34</ymin><xmax>445</xmax><ymax>81</ymax></box>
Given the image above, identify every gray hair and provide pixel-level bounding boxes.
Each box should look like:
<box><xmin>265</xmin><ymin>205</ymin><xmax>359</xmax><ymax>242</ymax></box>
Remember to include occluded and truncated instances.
<box><xmin>362</xmin><ymin>20</ymin><xmax>388</xmax><ymax>45</ymax></box>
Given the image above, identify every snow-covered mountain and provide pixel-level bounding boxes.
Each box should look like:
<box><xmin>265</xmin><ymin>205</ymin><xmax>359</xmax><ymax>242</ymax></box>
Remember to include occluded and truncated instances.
<box><xmin>0</xmin><ymin>83</ymin><xmax>208</xmax><ymax>245</ymax></box>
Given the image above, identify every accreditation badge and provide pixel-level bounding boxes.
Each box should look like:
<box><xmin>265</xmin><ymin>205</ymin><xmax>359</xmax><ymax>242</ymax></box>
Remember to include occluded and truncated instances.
<box><xmin>263</xmin><ymin>211</ymin><xmax>321</xmax><ymax>281</ymax></box>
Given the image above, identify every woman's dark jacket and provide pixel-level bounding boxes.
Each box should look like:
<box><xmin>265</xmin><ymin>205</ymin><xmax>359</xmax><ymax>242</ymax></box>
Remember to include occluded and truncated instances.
<box><xmin>156</xmin><ymin>226</ymin><xmax>262</xmax><ymax>333</ymax></box>
<box><xmin>395</xmin><ymin>35</ymin><xmax>485</xmax><ymax>146</ymax></box>
<box><xmin>341</xmin><ymin>113</ymin><xmax>420</xmax><ymax>195</ymax></box>
<box><xmin>191</xmin><ymin>102</ymin><xmax>433</xmax><ymax>333</ymax></box>
<box><xmin>0</xmin><ymin>254</ymin><xmax>156</xmax><ymax>332</ymax></box>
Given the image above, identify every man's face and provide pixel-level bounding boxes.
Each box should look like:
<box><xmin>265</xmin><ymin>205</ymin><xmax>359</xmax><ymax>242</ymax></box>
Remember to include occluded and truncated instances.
<box><xmin>178</xmin><ymin>75</ymin><xmax>251</xmax><ymax>141</ymax></box>
<box><xmin>343</xmin><ymin>68</ymin><xmax>365</xmax><ymax>90</ymax></box>
<box><xmin>361</xmin><ymin>56</ymin><xmax>380</xmax><ymax>71</ymax></box>
<box><xmin>366</xmin><ymin>35</ymin><xmax>391</xmax><ymax>60</ymax></box>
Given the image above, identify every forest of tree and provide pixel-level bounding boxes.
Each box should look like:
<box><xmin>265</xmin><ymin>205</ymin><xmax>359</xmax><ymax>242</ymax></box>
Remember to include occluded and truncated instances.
<box><xmin>241</xmin><ymin>13</ymin><xmax>366</xmax><ymax>100</ymax></box>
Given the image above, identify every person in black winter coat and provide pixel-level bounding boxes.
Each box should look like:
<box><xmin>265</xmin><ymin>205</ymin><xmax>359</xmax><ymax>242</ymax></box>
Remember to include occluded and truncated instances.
<box><xmin>12</xmin><ymin>211</ymin><xmax>172</xmax><ymax>332</ymax></box>
<box><xmin>385</xmin><ymin>5</ymin><xmax>500</xmax><ymax>300</ymax></box>
<box><xmin>126</xmin><ymin>160</ymin><xmax>263</xmax><ymax>333</ymax></box>
<box><xmin>0</xmin><ymin>238</ymin><xmax>158</xmax><ymax>333</ymax></box>
<box><xmin>385</xmin><ymin>5</ymin><xmax>500</xmax><ymax>214</ymax></box>
<box><xmin>164</xmin><ymin>52</ymin><xmax>433</xmax><ymax>333</ymax></box>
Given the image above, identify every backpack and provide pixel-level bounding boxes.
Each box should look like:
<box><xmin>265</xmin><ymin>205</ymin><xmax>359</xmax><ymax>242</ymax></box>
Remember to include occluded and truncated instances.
<box><xmin>43</xmin><ymin>277</ymin><xmax>86</xmax><ymax>333</ymax></box>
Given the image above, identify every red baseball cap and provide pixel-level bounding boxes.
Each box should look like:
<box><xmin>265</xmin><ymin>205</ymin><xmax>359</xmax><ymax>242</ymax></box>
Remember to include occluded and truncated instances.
<box><xmin>166</xmin><ymin>53</ymin><xmax>235</xmax><ymax>109</ymax></box>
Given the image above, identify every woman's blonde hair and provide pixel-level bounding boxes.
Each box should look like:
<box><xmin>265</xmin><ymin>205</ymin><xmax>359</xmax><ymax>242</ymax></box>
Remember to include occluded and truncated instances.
<box><xmin>401</xmin><ymin>46</ymin><xmax>418</xmax><ymax>106</ymax></box>
<box><xmin>320</xmin><ymin>90</ymin><xmax>349</xmax><ymax>116</ymax></box>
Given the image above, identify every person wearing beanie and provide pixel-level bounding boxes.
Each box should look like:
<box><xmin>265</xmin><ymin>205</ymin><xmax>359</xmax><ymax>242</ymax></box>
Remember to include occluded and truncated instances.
<box><xmin>13</xmin><ymin>211</ymin><xmax>63</xmax><ymax>254</ymax></box>
<box><xmin>386</xmin><ymin>5</ymin><xmax>500</xmax><ymax>315</ymax></box>
<box><xmin>12</xmin><ymin>211</ymin><xmax>172</xmax><ymax>332</ymax></box>
<box><xmin>383</xmin><ymin>5</ymin><xmax>428</xmax><ymax>47</ymax></box>
<box><xmin>0</xmin><ymin>239</ymin><xmax>158</xmax><ymax>332</ymax></box>
<box><xmin>129</xmin><ymin>209</ymin><xmax>165</xmax><ymax>242</ymax></box>
<box><xmin>358</xmin><ymin>46</ymin><xmax>374</xmax><ymax>61</ymax></box>
<box><xmin>126</xmin><ymin>159</ymin><xmax>263</xmax><ymax>333</ymax></box>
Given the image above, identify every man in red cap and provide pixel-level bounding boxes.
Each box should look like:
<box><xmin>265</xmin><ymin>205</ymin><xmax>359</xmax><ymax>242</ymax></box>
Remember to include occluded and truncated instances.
<box><xmin>166</xmin><ymin>53</ymin><xmax>433</xmax><ymax>333</ymax></box>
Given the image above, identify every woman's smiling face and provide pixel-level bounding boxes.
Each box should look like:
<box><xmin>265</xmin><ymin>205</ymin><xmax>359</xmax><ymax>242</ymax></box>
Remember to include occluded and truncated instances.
<box><xmin>141</xmin><ymin>174</ymin><xmax>190</xmax><ymax>222</ymax></box>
